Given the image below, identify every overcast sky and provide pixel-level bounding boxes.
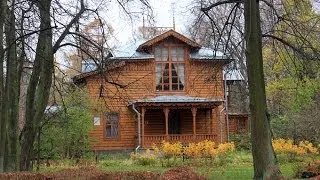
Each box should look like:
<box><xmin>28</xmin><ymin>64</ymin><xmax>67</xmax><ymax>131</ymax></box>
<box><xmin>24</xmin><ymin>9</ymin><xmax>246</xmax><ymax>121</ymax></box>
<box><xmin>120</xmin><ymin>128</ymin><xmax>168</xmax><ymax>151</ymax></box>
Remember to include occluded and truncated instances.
<box><xmin>107</xmin><ymin>0</ymin><xmax>194</xmax><ymax>43</ymax></box>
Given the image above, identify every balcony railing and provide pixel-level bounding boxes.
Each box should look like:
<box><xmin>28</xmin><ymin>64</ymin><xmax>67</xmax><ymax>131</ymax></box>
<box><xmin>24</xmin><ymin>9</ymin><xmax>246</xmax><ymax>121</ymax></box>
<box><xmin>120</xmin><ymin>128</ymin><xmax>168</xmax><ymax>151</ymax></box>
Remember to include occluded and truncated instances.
<box><xmin>143</xmin><ymin>134</ymin><xmax>218</xmax><ymax>148</ymax></box>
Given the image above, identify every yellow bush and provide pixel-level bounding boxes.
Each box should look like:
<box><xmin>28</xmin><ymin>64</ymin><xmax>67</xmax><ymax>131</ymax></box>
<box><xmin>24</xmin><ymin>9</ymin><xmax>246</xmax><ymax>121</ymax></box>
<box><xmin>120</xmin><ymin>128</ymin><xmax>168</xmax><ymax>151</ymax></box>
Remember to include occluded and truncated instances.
<box><xmin>272</xmin><ymin>139</ymin><xmax>318</xmax><ymax>156</ymax></box>
<box><xmin>160</xmin><ymin>141</ymin><xmax>183</xmax><ymax>157</ymax></box>
<box><xmin>217</xmin><ymin>142</ymin><xmax>235</xmax><ymax>155</ymax></box>
<box><xmin>184</xmin><ymin>142</ymin><xmax>202</xmax><ymax>158</ymax></box>
<box><xmin>152</xmin><ymin>140</ymin><xmax>235</xmax><ymax>160</ymax></box>
<box><xmin>299</xmin><ymin>141</ymin><xmax>319</xmax><ymax>154</ymax></box>
<box><xmin>183</xmin><ymin>140</ymin><xmax>234</xmax><ymax>158</ymax></box>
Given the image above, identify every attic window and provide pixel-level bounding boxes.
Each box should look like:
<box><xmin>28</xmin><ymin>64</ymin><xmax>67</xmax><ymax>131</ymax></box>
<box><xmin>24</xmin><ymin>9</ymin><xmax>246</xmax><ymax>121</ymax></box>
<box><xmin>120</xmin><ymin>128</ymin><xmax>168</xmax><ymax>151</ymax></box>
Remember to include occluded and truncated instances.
<box><xmin>155</xmin><ymin>46</ymin><xmax>185</xmax><ymax>91</ymax></box>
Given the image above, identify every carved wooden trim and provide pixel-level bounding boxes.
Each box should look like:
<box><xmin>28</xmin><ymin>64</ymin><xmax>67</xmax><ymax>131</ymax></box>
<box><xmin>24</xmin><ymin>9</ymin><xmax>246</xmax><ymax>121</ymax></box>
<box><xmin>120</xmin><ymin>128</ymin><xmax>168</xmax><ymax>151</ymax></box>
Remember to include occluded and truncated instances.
<box><xmin>163</xmin><ymin>107</ymin><xmax>170</xmax><ymax>136</ymax></box>
<box><xmin>191</xmin><ymin>107</ymin><xmax>197</xmax><ymax>135</ymax></box>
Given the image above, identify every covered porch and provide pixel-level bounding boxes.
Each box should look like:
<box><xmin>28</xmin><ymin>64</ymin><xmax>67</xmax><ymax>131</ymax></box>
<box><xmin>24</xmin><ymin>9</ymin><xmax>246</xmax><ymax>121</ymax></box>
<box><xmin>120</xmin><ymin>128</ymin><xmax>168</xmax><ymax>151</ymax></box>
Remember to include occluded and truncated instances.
<box><xmin>130</xmin><ymin>96</ymin><xmax>224</xmax><ymax>148</ymax></box>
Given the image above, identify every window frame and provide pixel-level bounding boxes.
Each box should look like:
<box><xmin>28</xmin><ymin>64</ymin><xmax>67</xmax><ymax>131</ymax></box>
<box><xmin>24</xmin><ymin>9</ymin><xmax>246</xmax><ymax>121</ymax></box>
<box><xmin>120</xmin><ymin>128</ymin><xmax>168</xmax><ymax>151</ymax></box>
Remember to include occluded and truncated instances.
<box><xmin>154</xmin><ymin>44</ymin><xmax>186</xmax><ymax>92</ymax></box>
<box><xmin>104</xmin><ymin>112</ymin><xmax>120</xmax><ymax>139</ymax></box>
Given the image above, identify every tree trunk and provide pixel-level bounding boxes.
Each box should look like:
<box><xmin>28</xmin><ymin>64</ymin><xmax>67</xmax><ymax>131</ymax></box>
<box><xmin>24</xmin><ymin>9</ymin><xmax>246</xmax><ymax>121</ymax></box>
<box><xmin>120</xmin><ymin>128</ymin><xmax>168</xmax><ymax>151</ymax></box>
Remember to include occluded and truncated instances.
<box><xmin>4</xmin><ymin>0</ymin><xmax>20</xmax><ymax>171</ymax></box>
<box><xmin>244</xmin><ymin>1</ymin><xmax>282</xmax><ymax>179</ymax></box>
<box><xmin>20</xmin><ymin>0</ymin><xmax>53</xmax><ymax>171</ymax></box>
<box><xmin>0</xmin><ymin>0</ymin><xmax>6</xmax><ymax>172</ymax></box>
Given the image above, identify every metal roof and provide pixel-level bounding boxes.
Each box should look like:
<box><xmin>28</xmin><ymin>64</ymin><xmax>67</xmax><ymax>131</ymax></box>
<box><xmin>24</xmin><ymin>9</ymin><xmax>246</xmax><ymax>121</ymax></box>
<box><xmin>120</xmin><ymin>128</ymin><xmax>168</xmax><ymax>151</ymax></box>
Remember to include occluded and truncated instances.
<box><xmin>224</xmin><ymin>69</ymin><xmax>245</xmax><ymax>81</ymax></box>
<box><xmin>190</xmin><ymin>47</ymin><xmax>226</xmax><ymax>59</ymax></box>
<box><xmin>129</xmin><ymin>95</ymin><xmax>224</xmax><ymax>105</ymax></box>
<box><xmin>111</xmin><ymin>38</ymin><xmax>150</xmax><ymax>58</ymax></box>
<box><xmin>111</xmin><ymin>32</ymin><xmax>229</xmax><ymax>61</ymax></box>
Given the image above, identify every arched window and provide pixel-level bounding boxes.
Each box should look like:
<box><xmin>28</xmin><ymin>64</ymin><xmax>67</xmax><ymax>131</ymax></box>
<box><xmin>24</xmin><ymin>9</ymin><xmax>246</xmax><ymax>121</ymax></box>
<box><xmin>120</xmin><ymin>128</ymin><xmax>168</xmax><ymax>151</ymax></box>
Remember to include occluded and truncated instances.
<box><xmin>155</xmin><ymin>46</ymin><xmax>185</xmax><ymax>91</ymax></box>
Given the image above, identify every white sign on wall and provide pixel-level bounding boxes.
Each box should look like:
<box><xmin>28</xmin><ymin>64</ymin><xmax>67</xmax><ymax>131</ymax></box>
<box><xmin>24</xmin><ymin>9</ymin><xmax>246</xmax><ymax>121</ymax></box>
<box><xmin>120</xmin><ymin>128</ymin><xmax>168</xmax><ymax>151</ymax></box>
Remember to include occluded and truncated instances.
<box><xmin>93</xmin><ymin>117</ymin><xmax>101</xmax><ymax>126</ymax></box>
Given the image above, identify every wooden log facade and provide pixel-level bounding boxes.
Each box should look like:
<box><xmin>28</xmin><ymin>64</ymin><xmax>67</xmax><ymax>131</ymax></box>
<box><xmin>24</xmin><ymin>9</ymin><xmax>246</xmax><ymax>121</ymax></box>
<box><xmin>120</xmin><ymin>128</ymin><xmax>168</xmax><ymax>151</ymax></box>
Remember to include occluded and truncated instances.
<box><xmin>73</xmin><ymin>30</ymin><xmax>247</xmax><ymax>151</ymax></box>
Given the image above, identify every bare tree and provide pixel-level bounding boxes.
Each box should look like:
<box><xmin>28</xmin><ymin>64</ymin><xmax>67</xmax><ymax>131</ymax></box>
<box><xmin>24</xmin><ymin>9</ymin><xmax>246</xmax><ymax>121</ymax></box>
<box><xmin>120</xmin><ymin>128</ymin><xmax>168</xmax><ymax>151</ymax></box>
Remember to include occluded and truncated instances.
<box><xmin>0</xmin><ymin>0</ymin><xmax>6</xmax><ymax>172</ymax></box>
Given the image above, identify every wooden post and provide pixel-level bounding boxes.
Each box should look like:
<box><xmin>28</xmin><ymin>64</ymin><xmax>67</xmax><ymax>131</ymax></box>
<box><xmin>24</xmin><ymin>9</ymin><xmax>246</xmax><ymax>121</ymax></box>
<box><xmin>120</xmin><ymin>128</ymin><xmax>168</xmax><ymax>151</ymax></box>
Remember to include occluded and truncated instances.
<box><xmin>141</xmin><ymin>107</ymin><xmax>145</xmax><ymax>148</ymax></box>
<box><xmin>164</xmin><ymin>107</ymin><xmax>169</xmax><ymax>139</ymax></box>
<box><xmin>191</xmin><ymin>107</ymin><xmax>197</xmax><ymax>136</ymax></box>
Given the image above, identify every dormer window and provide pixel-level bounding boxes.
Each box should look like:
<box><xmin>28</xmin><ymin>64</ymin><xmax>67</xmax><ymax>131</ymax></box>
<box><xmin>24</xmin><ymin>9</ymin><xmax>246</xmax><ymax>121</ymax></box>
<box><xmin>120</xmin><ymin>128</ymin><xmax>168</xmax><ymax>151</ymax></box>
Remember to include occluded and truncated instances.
<box><xmin>155</xmin><ymin>46</ymin><xmax>185</xmax><ymax>91</ymax></box>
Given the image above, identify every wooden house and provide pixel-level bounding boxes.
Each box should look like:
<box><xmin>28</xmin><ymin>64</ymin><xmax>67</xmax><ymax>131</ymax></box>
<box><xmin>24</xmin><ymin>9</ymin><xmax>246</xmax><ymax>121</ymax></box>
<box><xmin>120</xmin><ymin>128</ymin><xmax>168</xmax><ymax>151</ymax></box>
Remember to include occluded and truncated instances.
<box><xmin>73</xmin><ymin>30</ymin><xmax>248</xmax><ymax>151</ymax></box>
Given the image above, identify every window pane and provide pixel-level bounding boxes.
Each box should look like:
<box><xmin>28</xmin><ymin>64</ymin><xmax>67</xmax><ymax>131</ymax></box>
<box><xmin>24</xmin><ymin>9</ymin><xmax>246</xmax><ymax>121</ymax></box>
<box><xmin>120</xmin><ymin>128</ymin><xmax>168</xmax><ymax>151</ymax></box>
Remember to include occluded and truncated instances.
<box><xmin>177</xmin><ymin>48</ymin><xmax>184</xmax><ymax>61</ymax></box>
<box><xmin>163</xmin><ymin>76</ymin><xmax>169</xmax><ymax>83</ymax></box>
<box><xmin>156</xmin><ymin>84</ymin><xmax>162</xmax><ymax>91</ymax></box>
<box><xmin>164</xmin><ymin>84</ymin><xmax>169</xmax><ymax>90</ymax></box>
<box><xmin>112</xmin><ymin>122</ymin><xmax>118</xmax><ymax>137</ymax></box>
<box><xmin>155</xmin><ymin>47</ymin><xmax>161</xmax><ymax>61</ymax></box>
<box><xmin>155</xmin><ymin>64</ymin><xmax>162</xmax><ymax>86</ymax></box>
<box><xmin>106</xmin><ymin>125</ymin><xmax>111</xmax><ymax>137</ymax></box>
<box><xmin>162</xmin><ymin>48</ymin><xmax>168</xmax><ymax>61</ymax></box>
<box><xmin>172</xmin><ymin>84</ymin><xmax>178</xmax><ymax>90</ymax></box>
<box><xmin>172</xmin><ymin>77</ymin><xmax>178</xmax><ymax>83</ymax></box>
<box><xmin>179</xmin><ymin>84</ymin><xmax>184</xmax><ymax>90</ymax></box>
<box><xmin>171</xmin><ymin>48</ymin><xmax>177</xmax><ymax>61</ymax></box>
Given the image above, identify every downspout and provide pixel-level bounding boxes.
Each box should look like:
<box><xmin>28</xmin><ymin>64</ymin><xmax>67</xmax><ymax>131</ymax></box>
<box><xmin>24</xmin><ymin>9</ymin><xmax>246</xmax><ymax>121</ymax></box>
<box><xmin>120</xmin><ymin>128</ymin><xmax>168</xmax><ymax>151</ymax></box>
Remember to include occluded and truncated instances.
<box><xmin>219</xmin><ymin>107</ymin><xmax>226</xmax><ymax>143</ymax></box>
<box><xmin>132</xmin><ymin>104</ymin><xmax>141</xmax><ymax>152</ymax></box>
<box><xmin>224</xmin><ymin>72</ymin><xmax>230</xmax><ymax>142</ymax></box>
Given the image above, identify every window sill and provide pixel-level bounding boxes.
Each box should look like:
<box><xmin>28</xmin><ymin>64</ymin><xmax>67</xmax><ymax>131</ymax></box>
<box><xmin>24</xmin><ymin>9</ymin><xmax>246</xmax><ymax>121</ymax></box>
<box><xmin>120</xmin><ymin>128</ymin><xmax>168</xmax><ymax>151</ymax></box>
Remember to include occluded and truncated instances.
<box><xmin>155</xmin><ymin>91</ymin><xmax>186</xmax><ymax>95</ymax></box>
<box><xmin>104</xmin><ymin>136</ymin><xmax>120</xmax><ymax>141</ymax></box>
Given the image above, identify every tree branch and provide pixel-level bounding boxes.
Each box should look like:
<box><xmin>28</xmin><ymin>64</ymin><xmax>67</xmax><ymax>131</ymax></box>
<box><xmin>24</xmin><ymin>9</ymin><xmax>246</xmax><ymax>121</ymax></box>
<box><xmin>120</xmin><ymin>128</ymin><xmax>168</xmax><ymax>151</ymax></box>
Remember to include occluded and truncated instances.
<box><xmin>53</xmin><ymin>0</ymin><xmax>86</xmax><ymax>53</ymax></box>
<box><xmin>262</xmin><ymin>34</ymin><xmax>319</xmax><ymax>60</ymax></box>
<box><xmin>201</xmin><ymin>0</ymin><xmax>243</xmax><ymax>12</ymax></box>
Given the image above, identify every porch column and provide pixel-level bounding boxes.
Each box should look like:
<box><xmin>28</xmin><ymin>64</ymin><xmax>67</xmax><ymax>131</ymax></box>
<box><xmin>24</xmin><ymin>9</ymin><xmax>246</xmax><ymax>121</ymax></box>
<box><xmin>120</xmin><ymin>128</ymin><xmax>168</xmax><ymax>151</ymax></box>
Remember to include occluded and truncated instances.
<box><xmin>141</xmin><ymin>107</ymin><xmax>145</xmax><ymax>147</ymax></box>
<box><xmin>191</xmin><ymin>107</ymin><xmax>197</xmax><ymax>135</ymax></box>
<box><xmin>164</xmin><ymin>107</ymin><xmax>169</xmax><ymax>139</ymax></box>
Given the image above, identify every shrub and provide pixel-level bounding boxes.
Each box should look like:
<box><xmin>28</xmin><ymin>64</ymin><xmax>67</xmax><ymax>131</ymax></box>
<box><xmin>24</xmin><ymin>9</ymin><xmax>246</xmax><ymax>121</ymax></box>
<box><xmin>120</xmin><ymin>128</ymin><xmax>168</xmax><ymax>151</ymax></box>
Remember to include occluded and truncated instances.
<box><xmin>272</xmin><ymin>138</ymin><xmax>319</xmax><ymax>162</ymax></box>
<box><xmin>152</xmin><ymin>140</ymin><xmax>235</xmax><ymax>166</ymax></box>
<box><xmin>161</xmin><ymin>141</ymin><xmax>183</xmax><ymax>158</ymax></box>
<box><xmin>183</xmin><ymin>140</ymin><xmax>235</xmax><ymax>159</ymax></box>
<box><xmin>130</xmin><ymin>149</ymin><xmax>157</xmax><ymax>166</ymax></box>
<box><xmin>230</xmin><ymin>132</ymin><xmax>251</xmax><ymax>151</ymax></box>
<box><xmin>183</xmin><ymin>142</ymin><xmax>203</xmax><ymax>158</ymax></box>
<box><xmin>40</xmin><ymin>89</ymin><xmax>93</xmax><ymax>161</ymax></box>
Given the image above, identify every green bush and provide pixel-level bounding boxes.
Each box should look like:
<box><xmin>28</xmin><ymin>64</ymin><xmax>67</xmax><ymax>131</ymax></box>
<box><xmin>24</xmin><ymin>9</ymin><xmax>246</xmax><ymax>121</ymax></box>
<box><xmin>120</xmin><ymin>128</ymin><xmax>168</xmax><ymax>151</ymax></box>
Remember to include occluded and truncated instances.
<box><xmin>130</xmin><ymin>150</ymin><xmax>157</xmax><ymax>166</ymax></box>
<box><xmin>40</xmin><ymin>88</ymin><xmax>93</xmax><ymax>161</ymax></box>
<box><xmin>230</xmin><ymin>132</ymin><xmax>251</xmax><ymax>151</ymax></box>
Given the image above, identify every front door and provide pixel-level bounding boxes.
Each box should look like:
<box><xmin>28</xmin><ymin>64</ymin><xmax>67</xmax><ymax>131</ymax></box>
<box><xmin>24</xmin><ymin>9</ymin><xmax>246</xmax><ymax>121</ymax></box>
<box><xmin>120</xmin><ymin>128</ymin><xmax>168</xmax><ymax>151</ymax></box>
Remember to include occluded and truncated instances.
<box><xmin>169</xmin><ymin>110</ymin><xmax>180</xmax><ymax>134</ymax></box>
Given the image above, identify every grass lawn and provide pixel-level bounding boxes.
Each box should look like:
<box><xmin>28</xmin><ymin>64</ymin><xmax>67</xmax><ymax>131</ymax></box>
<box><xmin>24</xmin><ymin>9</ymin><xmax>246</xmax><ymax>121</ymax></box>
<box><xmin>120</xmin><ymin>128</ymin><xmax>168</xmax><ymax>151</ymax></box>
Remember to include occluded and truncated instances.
<box><xmin>37</xmin><ymin>152</ymin><xmax>319</xmax><ymax>179</ymax></box>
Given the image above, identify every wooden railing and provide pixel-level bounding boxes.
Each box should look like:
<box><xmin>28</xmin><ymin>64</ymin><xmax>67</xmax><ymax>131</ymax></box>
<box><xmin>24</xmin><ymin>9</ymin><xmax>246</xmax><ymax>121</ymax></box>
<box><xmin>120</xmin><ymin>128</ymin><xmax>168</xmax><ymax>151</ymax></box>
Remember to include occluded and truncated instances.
<box><xmin>143</xmin><ymin>134</ymin><xmax>218</xmax><ymax>148</ymax></box>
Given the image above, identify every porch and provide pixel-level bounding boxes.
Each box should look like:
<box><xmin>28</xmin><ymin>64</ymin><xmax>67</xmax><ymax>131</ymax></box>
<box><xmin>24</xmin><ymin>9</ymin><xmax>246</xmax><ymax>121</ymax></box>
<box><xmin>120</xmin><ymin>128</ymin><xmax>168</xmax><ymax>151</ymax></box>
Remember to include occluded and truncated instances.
<box><xmin>131</xmin><ymin>96</ymin><xmax>224</xmax><ymax>148</ymax></box>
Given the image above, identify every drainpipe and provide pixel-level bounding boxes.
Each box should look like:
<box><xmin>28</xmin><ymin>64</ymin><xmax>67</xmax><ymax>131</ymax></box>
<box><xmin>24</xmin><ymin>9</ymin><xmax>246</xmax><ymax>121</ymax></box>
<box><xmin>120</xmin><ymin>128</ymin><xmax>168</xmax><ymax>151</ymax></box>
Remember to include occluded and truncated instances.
<box><xmin>132</xmin><ymin>104</ymin><xmax>141</xmax><ymax>152</ymax></box>
<box><xmin>219</xmin><ymin>107</ymin><xmax>225</xmax><ymax>143</ymax></box>
<box><xmin>224</xmin><ymin>72</ymin><xmax>230</xmax><ymax>142</ymax></box>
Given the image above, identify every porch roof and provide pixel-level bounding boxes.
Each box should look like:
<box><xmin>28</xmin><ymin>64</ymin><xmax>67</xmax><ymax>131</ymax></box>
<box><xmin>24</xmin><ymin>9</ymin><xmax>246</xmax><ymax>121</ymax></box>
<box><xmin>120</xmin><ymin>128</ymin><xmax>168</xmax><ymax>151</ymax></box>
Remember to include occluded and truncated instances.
<box><xmin>129</xmin><ymin>95</ymin><xmax>224</xmax><ymax>107</ymax></box>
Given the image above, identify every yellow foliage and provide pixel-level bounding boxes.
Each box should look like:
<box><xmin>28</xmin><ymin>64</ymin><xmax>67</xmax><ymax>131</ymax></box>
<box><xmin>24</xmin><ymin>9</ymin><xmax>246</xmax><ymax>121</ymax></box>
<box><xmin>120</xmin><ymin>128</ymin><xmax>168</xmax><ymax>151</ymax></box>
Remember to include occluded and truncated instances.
<box><xmin>184</xmin><ymin>142</ymin><xmax>203</xmax><ymax>158</ymax></box>
<box><xmin>298</xmin><ymin>141</ymin><xmax>319</xmax><ymax>154</ymax></box>
<box><xmin>160</xmin><ymin>141</ymin><xmax>183</xmax><ymax>157</ymax></box>
<box><xmin>130</xmin><ymin>149</ymin><xmax>157</xmax><ymax>165</ymax></box>
<box><xmin>217</xmin><ymin>142</ymin><xmax>235</xmax><ymax>154</ymax></box>
<box><xmin>272</xmin><ymin>139</ymin><xmax>318</xmax><ymax>156</ymax></box>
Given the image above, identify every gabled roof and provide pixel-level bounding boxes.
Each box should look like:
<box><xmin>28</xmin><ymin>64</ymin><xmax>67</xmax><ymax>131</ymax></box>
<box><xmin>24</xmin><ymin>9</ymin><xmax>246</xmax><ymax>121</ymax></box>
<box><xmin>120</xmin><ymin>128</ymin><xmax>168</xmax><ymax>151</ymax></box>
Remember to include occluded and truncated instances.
<box><xmin>72</xmin><ymin>30</ymin><xmax>232</xmax><ymax>82</ymax></box>
<box><xmin>136</xmin><ymin>29</ymin><xmax>201</xmax><ymax>51</ymax></box>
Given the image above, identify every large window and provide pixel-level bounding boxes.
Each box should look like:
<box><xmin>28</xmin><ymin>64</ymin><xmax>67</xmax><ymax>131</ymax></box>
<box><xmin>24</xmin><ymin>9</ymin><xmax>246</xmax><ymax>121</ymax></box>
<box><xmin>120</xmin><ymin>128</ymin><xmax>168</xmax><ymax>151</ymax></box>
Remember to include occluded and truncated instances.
<box><xmin>105</xmin><ymin>112</ymin><xmax>119</xmax><ymax>138</ymax></box>
<box><xmin>155</xmin><ymin>46</ymin><xmax>185</xmax><ymax>91</ymax></box>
